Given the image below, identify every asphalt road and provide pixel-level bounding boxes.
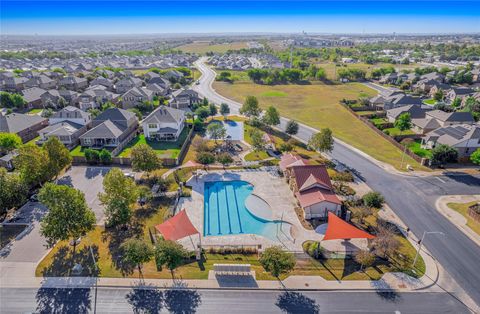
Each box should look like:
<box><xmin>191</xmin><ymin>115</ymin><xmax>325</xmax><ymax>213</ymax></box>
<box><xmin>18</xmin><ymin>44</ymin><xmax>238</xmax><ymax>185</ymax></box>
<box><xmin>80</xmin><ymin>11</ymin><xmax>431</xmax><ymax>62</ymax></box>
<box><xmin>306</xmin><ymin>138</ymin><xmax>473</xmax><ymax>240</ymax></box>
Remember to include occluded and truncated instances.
<box><xmin>193</xmin><ymin>59</ymin><xmax>480</xmax><ymax>306</ymax></box>
<box><xmin>0</xmin><ymin>287</ymin><xmax>470</xmax><ymax>314</ymax></box>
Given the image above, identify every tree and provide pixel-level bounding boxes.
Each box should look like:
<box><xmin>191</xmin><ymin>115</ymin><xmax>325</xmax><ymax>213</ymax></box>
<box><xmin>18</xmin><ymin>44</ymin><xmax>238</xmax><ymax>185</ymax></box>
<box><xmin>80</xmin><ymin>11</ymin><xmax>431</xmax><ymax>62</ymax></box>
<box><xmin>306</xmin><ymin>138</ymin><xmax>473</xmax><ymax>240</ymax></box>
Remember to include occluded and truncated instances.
<box><xmin>259</xmin><ymin>246</ymin><xmax>295</xmax><ymax>279</ymax></box>
<box><xmin>14</xmin><ymin>144</ymin><xmax>50</xmax><ymax>187</ymax></box>
<box><xmin>208</xmin><ymin>103</ymin><xmax>217</xmax><ymax>116</ymax></box>
<box><xmin>431</xmin><ymin>144</ymin><xmax>458</xmax><ymax>166</ymax></box>
<box><xmin>154</xmin><ymin>239</ymin><xmax>187</xmax><ymax>277</ymax></box>
<box><xmin>220</xmin><ymin>103</ymin><xmax>230</xmax><ymax>119</ymax></box>
<box><xmin>99</xmin><ymin>149</ymin><xmax>112</xmax><ymax>164</ymax></box>
<box><xmin>249</xmin><ymin>129</ymin><xmax>266</xmax><ymax>152</ymax></box>
<box><xmin>194</xmin><ymin>106</ymin><xmax>210</xmax><ymax>120</ymax></box>
<box><xmin>308</xmin><ymin>128</ymin><xmax>334</xmax><ymax>153</ymax></box>
<box><xmin>43</xmin><ymin>137</ymin><xmax>72</xmax><ymax>179</ymax></box>
<box><xmin>451</xmin><ymin>97</ymin><xmax>462</xmax><ymax>108</ymax></box>
<box><xmin>285</xmin><ymin>120</ymin><xmax>299</xmax><ymax>137</ymax></box>
<box><xmin>372</xmin><ymin>222</ymin><xmax>400</xmax><ymax>258</ymax></box>
<box><xmin>38</xmin><ymin>183</ymin><xmax>95</xmax><ymax>254</ymax></box>
<box><xmin>394</xmin><ymin>113</ymin><xmax>412</xmax><ymax>135</ymax></box>
<box><xmin>470</xmin><ymin>148</ymin><xmax>480</xmax><ymax>165</ymax></box>
<box><xmin>121</xmin><ymin>238</ymin><xmax>153</xmax><ymax>274</ymax></box>
<box><xmin>362</xmin><ymin>191</ymin><xmax>384</xmax><ymax>209</ymax></box>
<box><xmin>98</xmin><ymin>168</ymin><xmax>139</xmax><ymax>227</ymax></box>
<box><xmin>217</xmin><ymin>152</ymin><xmax>233</xmax><ymax>168</ymax></box>
<box><xmin>196</xmin><ymin>152</ymin><xmax>215</xmax><ymax>165</ymax></box>
<box><xmin>0</xmin><ymin>132</ymin><xmax>22</xmax><ymax>153</ymax></box>
<box><xmin>434</xmin><ymin>89</ymin><xmax>444</xmax><ymax>102</ymax></box>
<box><xmin>354</xmin><ymin>250</ymin><xmax>376</xmax><ymax>271</ymax></box>
<box><xmin>10</xmin><ymin>93</ymin><xmax>26</xmax><ymax>109</ymax></box>
<box><xmin>240</xmin><ymin>96</ymin><xmax>261</xmax><ymax>118</ymax></box>
<box><xmin>207</xmin><ymin>123</ymin><xmax>226</xmax><ymax>144</ymax></box>
<box><xmin>0</xmin><ymin>168</ymin><xmax>27</xmax><ymax>215</ymax></box>
<box><xmin>130</xmin><ymin>144</ymin><xmax>160</xmax><ymax>172</ymax></box>
<box><xmin>352</xmin><ymin>206</ymin><xmax>373</xmax><ymax>224</ymax></box>
<box><xmin>84</xmin><ymin>148</ymin><xmax>100</xmax><ymax>164</ymax></box>
<box><xmin>262</xmin><ymin>106</ymin><xmax>280</xmax><ymax>128</ymax></box>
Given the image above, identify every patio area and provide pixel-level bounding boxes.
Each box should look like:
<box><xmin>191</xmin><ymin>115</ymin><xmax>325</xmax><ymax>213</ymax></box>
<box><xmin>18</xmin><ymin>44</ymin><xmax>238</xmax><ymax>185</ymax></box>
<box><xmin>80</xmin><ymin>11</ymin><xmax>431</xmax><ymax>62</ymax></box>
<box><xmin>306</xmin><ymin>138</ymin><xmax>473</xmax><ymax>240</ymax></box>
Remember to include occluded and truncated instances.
<box><xmin>176</xmin><ymin>169</ymin><xmax>369</xmax><ymax>253</ymax></box>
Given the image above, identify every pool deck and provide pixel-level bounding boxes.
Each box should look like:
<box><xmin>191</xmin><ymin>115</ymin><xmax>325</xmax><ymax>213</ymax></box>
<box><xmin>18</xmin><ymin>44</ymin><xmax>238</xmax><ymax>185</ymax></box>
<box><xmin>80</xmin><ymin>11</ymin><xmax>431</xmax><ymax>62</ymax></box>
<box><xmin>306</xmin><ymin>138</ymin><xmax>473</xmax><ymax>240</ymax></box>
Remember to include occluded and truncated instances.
<box><xmin>179</xmin><ymin>169</ymin><xmax>368</xmax><ymax>252</ymax></box>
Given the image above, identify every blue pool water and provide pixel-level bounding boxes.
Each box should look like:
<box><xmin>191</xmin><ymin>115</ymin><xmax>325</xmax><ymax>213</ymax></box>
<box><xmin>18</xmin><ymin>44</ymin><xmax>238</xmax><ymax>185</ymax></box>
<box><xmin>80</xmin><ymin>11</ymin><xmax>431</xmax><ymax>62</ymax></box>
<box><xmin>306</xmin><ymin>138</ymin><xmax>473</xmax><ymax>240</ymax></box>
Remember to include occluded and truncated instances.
<box><xmin>203</xmin><ymin>180</ymin><xmax>283</xmax><ymax>238</ymax></box>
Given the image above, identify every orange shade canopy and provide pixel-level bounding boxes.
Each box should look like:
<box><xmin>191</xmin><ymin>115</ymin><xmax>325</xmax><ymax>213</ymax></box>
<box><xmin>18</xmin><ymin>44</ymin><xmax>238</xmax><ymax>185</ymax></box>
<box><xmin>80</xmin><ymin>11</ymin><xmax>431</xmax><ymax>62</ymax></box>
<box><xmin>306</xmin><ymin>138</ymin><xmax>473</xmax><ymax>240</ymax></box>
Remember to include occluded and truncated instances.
<box><xmin>323</xmin><ymin>212</ymin><xmax>376</xmax><ymax>241</ymax></box>
<box><xmin>182</xmin><ymin>160</ymin><xmax>202</xmax><ymax>168</ymax></box>
<box><xmin>155</xmin><ymin>209</ymin><xmax>199</xmax><ymax>241</ymax></box>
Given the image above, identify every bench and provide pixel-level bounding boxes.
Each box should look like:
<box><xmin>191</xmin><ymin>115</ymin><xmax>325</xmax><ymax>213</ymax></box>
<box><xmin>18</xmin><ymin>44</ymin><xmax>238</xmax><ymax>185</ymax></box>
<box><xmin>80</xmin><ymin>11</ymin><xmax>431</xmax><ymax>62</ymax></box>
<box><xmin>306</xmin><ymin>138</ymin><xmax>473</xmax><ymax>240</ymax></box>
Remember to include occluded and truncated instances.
<box><xmin>213</xmin><ymin>264</ymin><xmax>251</xmax><ymax>275</ymax></box>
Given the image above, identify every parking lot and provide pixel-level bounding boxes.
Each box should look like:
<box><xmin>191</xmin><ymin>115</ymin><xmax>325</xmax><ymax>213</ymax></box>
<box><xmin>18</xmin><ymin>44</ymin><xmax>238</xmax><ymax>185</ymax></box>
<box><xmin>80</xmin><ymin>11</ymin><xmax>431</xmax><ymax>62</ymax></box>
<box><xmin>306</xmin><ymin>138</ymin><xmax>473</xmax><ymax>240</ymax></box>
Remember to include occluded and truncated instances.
<box><xmin>57</xmin><ymin>166</ymin><xmax>114</xmax><ymax>223</ymax></box>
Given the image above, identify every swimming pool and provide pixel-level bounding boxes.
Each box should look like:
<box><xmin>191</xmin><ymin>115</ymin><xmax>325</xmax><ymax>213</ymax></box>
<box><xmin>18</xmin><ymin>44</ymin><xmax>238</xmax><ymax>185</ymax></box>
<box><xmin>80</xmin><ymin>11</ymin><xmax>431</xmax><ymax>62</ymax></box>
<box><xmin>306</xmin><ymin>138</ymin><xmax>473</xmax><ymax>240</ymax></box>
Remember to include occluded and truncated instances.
<box><xmin>203</xmin><ymin>180</ymin><xmax>287</xmax><ymax>239</ymax></box>
<box><xmin>206</xmin><ymin>120</ymin><xmax>244</xmax><ymax>141</ymax></box>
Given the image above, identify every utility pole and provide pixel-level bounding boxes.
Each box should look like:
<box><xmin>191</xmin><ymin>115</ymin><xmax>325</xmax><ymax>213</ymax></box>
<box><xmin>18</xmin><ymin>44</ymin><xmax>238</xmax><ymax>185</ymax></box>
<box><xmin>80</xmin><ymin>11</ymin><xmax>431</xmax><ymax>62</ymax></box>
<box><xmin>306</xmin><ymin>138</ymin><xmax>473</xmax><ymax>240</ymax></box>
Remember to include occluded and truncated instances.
<box><xmin>400</xmin><ymin>143</ymin><xmax>407</xmax><ymax>170</ymax></box>
<box><xmin>413</xmin><ymin>231</ymin><xmax>444</xmax><ymax>268</ymax></box>
<box><xmin>90</xmin><ymin>245</ymin><xmax>98</xmax><ymax>314</ymax></box>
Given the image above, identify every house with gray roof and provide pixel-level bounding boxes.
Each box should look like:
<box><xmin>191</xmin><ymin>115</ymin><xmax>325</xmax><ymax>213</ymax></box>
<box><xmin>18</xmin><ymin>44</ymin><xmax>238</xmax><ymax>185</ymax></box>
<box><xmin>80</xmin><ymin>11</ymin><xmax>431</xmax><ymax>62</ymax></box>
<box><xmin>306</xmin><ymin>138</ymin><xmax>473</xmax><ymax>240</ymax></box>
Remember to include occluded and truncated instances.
<box><xmin>0</xmin><ymin>112</ymin><xmax>48</xmax><ymax>143</ymax></box>
<box><xmin>79</xmin><ymin>108</ymin><xmax>138</xmax><ymax>151</ymax></box>
<box><xmin>25</xmin><ymin>74</ymin><xmax>56</xmax><ymax>90</ymax></box>
<box><xmin>422</xmin><ymin>124</ymin><xmax>480</xmax><ymax>159</ymax></box>
<box><xmin>59</xmin><ymin>76</ymin><xmax>88</xmax><ymax>91</ymax></box>
<box><xmin>115</xmin><ymin>77</ymin><xmax>143</xmax><ymax>93</ymax></box>
<box><xmin>37</xmin><ymin>121</ymin><xmax>86</xmax><ymax>148</ymax></box>
<box><xmin>142</xmin><ymin>106</ymin><xmax>185</xmax><ymax>141</ymax></box>
<box><xmin>49</xmin><ymin>106</ymin><xmax>91</xmax><ymax>126</ymax></box>
<box><xmin>78</xmin><ymin>87</ymin><xmax>120</xmax><ymax>110</ymax></box>
<box><xmin>170</xmin><ymin>89</ymin><xmax>201</xmax><ymax>110</ymax></box>
<box><xmin>386</xmin><ymin>104</ymin><xmax>430</xmax><ymax>122</ymax></box>
<box><xmin>22</xmin><ymin>87</ymin><xmax>47</xmax><ymax>109</ymax></box>
<box><xmin>411</xmin><ymin>110</ymin><xmax>476</xmax><ymax>135</ymax></box>
<box><xmin>445</xmin><ymin>87</ymin><xmax>475</xmax><ymax>104</ymax></box>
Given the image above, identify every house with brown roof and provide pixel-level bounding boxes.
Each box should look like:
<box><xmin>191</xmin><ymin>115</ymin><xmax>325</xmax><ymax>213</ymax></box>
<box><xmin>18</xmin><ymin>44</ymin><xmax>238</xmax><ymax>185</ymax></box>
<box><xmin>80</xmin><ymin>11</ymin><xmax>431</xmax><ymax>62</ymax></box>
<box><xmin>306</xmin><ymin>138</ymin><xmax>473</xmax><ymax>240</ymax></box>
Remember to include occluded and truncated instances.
<box><xmin>279</xmin><ymin>153</ymin><xmax>309</xmax><ymax>178</ymax></box>
<box><xmin>288</xmin><ymin>164</ymin><xmax>341</xmax><ymax>220</ymax></box>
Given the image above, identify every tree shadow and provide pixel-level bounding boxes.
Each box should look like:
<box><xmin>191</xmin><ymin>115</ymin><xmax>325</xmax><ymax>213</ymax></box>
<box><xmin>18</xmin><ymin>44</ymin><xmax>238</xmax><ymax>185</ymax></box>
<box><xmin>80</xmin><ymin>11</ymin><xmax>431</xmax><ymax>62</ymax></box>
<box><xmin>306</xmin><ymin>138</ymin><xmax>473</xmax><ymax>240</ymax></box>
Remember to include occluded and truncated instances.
<box><xmin>163</xmin><ymin>288</ymin><xmax>202</xmax><ymax>314</ymax></box>
<box><xmin>35</xmin><ymin>287</ymin><xmax>91</xmax><ymax>314</ymax></box>
<box><xmin>39</xmin><ymin>245</ymin><xmax>100</xmax><ymax>277</ymax></box>
<box><xmin>102</xmin><ymin>225</ymin><xmax>143</xmax><ymax>276</ymax></box>
<box><xmin>276</xmin><ymin>291</ymin><xmax>320</xmax><ymax>314</ymax></box>
<box><xmin>371</xmin><ymin>281</ymin><xmax>402</xmax><ymax>303</ymax></box>
<box><xmin>126</xmin><ymin>282</ymin><xmax>164</xmax><ymax>314</ymax></box>
<box><xmin>442</xmin><ymin>172</ymin><xmax>480</xmax><ymax>186</ymax></box>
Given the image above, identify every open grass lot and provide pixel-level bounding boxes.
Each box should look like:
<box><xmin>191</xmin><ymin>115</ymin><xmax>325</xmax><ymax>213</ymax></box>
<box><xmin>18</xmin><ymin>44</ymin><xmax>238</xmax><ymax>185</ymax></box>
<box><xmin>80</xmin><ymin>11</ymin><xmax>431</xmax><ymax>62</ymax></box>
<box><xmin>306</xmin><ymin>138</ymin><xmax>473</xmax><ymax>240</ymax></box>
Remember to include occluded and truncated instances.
<box><xmin>448</xmin><ymin>202</ymin><xmax>480</xmax><ymax>235</ymax></box>
<box><xmin>313</xmin><ymin>62</ymin><xmax>420</xmax><ymax>80</ymax></box>
<box><xmin>213</xmin><ymin>81</ymin><xmax>425</xmax><ymax>170</ymax></box>
<box><xmin>119</xmin><ymin>128</ymin><xmax>189</xmax><ymax>158</ymax></box>
<box><xmin>177</xmin><ymin>41</ymin><xmax>248</xmax><ymax>54</ymax></box>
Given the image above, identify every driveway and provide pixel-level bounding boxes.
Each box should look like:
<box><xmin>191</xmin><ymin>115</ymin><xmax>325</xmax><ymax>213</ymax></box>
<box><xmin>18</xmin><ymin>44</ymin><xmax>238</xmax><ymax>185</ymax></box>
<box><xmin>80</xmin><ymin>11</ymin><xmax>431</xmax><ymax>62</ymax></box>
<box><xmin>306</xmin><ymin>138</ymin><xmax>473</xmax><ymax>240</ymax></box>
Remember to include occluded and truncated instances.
<box><xmin>57</xmin><ymin>166</ymin><xmax>112</xmax><ymax>224</ymax></box>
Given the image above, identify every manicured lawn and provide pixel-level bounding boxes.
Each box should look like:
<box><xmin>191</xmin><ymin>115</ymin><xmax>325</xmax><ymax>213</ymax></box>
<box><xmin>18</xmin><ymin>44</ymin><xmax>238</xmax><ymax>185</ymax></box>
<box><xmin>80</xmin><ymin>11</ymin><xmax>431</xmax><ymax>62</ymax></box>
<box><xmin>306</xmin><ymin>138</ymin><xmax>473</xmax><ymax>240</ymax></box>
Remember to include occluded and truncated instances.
<box><xmin>423</xmin><ymin>99</ymin><xmax>436</xmax><ymax>106</ymax></box>
<box><xmin>406</xmin><ymin>140</ymin><xmax>432</xmax><ymax>159</ymax></box>
<box><xmin>244</xmin><ymin>150</ymin><xmax>270</xmax><ymax>161</ymax></box>
<box><xmin>214</xmin><ymin>80</ymin><xmax>426</xmax><ymax>171</ymax></box>
<box><xmin>119</xmin><ymin>128</ymin><xmax>190</xmax><ymax>158</ymax></box>
<box><xmin>448</xmin><ymin>202</ymin><xmax>480</xmax><ymax>236</ymax></box>
<box><xmin>69</xmin><ymin>145</ymin><xmax>86</xmax><ymax>157</ymax></box>
<box><xmin>26</xmin><ymin>108</ymin><xmax>42</xmax><ymax>115</ymax></box>
<box><xmin>177</xmin><ymin>41</ymin><xmax>248</xmax><ymax>54</ymax></box>
<box><xmin>383</xmin><ymin>127</ymin><xmax>415</xmax><ymax>136</ymax></box>
<box><xmin>24</xmin><ymin>136</ymin><xmax>40</xmax><ymax>146</ymax></box>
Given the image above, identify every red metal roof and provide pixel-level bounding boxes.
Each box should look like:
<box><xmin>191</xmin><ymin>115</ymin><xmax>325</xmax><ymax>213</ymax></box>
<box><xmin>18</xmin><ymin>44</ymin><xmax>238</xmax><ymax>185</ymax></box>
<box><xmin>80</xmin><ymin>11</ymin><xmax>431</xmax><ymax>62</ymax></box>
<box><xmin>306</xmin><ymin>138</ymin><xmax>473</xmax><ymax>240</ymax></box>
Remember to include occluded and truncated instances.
<box><xmin>323</xmin><ymin>212</ymin><xmax>376</xmax><ymax>241</ymax></box>
<box><xmin>295</xmin><ymin>188</ymin><xmax>342</xmax><ymax>208</ymax></box>
<box><xmin>155</xmin><ymin>209</ymin><xmax>199</xmax><ymax>241</ymax></box>
<box><xmin>291</xmin><ymin>165</ymin><xmax>333</xmax><ymax>191</ymax></box>
<box><xmin>279</xmin><ymin>153</ymin><xmax>308</xmax><ymax>172</ymax></box>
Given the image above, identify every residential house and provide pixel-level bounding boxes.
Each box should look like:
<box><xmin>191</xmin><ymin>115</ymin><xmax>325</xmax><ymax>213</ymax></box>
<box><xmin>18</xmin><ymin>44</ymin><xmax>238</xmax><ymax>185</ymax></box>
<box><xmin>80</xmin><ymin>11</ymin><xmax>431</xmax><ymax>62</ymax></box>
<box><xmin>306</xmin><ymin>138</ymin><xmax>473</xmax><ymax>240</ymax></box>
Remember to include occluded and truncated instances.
<box><xmin>77</xmin><ymin>87</ymin><xmax>120</xmax><ymax>110</ymax></box>
<box><xmin>380</xmin><ymin>92</ymin><xmax>423</xmax><ymax>110</ymax></box>
<box><xmin>164</xmin><ymin>70</ymin><xmax>184</xmax><ymax>82</ymax></box>
<box><xmin>422</xmin><ymin>124</ymin><xmax>480</xmax><ymax>160</ymax></box>
<box><xmin>412</xmin><ymin>110</ymin><xmax>476</xmax><ymax>134</ymax></box>
<box><xmin>22</xmin><ymin>87</ymin><xmax>47</xmax><ymax>109</ymax></box>
<box><xmin>169</xmin><ymin>89</ymin><xmax>201</xmax><ymax>110</ymax></box>
<box><xmin>115</xmin><ymin>77</ymin><xmax>143</xmax><ymax>94</ymax></box>
<box><xmin>89</xmin><ymin>77</ymin><xmax>114</xmax><ymax>90</ymax></box>
<box><xmin>59</xmin><ymin>76</ymin><xmax>88</xmax><ymax>91</ymax></box>
<box><xmin>49</xmin><ymin>106</ymin><xmax>91</xmax><ymax>126</ymax></box>
<box><xmin>2</xmin><ymin>76</ymin><xmax>28</xmax><ymax>92</ymax></box>
<box><xmin>0</xmin><ymin>112</ymin><xmax>48</xmax><ymax>143</ymax></box>
<box><xmin>37</xmin><ymin>121</ymin><xmax>87</xmax><ymax>148</ymax></box>
<box><xmin>120</xmin><ymin>87</ymin><xmax>154</xmax><ymax>109</ymax></box>
<box><xmin>414</xmin><ymin>79</ymin><xmax>449</xmax><ymax>95</ymax></box>
<box><xmin>148</xmin><ymin>76</ymin><xmax>171</xmax><ymax>90</ymax></box>
<box><xmin>386</xmin><ymin>105</ymin><xmax>430</xmax><ymax>123</ymax></box>
<box><xmin>379</xmin><ymin>73</ymin><xmax>398</xmax><ymax>84</ymax></box>
<box><xmin>142</xmin><ymin>106</ymin><xmax>185</xmax><ymax>141</ymax></box>
<box><xmin>279</xmin><ymin>153</ymin><xmax>309</xmax><ymax>177</ymax></box>
<box><xmin>445</xmin><ymin>87</ymin><xmax>475</xmax><ymax>104</ymax></box>
<box><xmin>288</xmin><ymin>164</ymin><xmax>342</xmax><ymax>220</ymax></box>
<box><xmin>420</xmin><ymin>72</ymin><xmax>445</xmax><ymax>82</ymax></box>
<box><xmin>146</xmin><ymin>83</ymin><xmax>168</xmax><ymax>97</ymax></box>
<box><xmin>428</xmin><ymin>83</ymin><xmax>452</xmax><ymax>98</ymax></box>
<box><xmin>79</xmin><ymin>108</ymin><xmax>138</xmax><ymax>150</ymax></box>
<box><xmin>24</xmin><ymin>74</ymin><xmax>56</xmax><ymax>90</ymax></box>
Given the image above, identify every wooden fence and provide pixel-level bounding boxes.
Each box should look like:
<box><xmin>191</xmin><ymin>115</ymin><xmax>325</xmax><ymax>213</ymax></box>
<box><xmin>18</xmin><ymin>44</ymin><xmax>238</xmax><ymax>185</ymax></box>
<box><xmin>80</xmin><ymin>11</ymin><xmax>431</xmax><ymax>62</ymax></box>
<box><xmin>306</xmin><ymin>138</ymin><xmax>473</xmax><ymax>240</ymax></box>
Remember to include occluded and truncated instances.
<box><xmin>341</xmin><ymin>103</ymin><xmax>428</xmax><ymax>166</ymax></box>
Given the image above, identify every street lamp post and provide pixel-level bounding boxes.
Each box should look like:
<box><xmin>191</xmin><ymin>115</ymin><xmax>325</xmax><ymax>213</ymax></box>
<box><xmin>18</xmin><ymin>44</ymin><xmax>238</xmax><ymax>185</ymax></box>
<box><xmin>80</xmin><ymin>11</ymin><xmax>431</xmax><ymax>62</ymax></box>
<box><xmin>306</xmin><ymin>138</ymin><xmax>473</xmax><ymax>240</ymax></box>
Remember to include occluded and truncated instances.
<box><xmin>412</xmin><ymin>231</ymin><xmax>444</xmax><ymax>267</ymax></box>
<box><xmin>90</xmin><ymin>245</ymin><xmax>98</xmax><ymax>314</ymax></box>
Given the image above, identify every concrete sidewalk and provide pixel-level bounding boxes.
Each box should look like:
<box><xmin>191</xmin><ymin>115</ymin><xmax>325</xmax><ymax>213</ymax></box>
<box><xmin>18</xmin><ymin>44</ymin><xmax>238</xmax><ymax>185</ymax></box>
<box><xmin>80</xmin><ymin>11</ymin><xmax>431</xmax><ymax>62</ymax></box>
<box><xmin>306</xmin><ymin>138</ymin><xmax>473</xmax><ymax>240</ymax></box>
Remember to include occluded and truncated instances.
<box><xmin>435</xmin><ymin>195</ymin><xmax>480</xmax><ymax>247</ymax></box>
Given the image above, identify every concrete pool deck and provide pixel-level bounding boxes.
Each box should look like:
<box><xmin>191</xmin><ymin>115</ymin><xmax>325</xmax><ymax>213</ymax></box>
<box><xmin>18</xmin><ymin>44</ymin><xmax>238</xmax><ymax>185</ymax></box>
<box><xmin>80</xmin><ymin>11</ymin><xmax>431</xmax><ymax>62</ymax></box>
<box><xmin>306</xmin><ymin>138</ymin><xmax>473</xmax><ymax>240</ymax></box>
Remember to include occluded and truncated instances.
<box><xmin>178</xmin><ymin>169</ymin><xmax>368</xmax><ymax>253</ymax></box>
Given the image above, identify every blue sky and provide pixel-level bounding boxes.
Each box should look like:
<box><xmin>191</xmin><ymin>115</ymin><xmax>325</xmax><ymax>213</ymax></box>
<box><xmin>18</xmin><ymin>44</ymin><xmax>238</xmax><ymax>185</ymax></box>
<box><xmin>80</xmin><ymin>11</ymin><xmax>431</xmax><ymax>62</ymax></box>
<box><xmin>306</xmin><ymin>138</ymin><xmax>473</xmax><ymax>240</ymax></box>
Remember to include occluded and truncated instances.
<box><xmin>1</xmin><ymin>1</ymin><xmax>479</xmax><ymax>35</ymax></box>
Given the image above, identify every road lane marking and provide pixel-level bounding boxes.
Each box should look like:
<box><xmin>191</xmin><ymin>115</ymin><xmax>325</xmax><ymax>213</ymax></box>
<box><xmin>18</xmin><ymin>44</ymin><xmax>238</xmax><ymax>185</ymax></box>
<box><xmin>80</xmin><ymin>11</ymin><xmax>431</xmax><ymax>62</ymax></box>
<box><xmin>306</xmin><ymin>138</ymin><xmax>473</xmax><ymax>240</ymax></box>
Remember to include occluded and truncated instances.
<box><xmin>435</xmin><ymin>177</ymin><xmax>446</xmax><ymax>183</ymax></box>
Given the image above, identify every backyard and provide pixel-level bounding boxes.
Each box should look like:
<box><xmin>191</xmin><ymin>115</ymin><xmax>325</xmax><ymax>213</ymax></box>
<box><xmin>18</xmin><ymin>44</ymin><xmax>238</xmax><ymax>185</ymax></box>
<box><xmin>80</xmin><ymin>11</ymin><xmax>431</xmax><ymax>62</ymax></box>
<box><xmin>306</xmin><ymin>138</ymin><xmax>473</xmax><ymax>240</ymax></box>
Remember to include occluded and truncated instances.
<box><xmin>119</xmin><ymin>128</ymin><xmax>190</xmax><ymax>158</ymax></box>
<box><xmin>213</xmin><ymin>80</ymin><xmax>425</xmax><ymax>170</ymax></box>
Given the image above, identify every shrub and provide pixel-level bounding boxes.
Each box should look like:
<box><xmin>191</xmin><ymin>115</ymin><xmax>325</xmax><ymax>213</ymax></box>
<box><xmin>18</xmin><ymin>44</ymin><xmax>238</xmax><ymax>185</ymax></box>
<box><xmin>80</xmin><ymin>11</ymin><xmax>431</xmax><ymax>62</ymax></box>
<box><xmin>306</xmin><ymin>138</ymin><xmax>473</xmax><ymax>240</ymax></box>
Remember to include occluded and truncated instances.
<box><xmin>331</xmin><ymin>170</ymin><xmax>354</xmax><ymax>182</ymax></box>
<box><xmin>193</xmin><ymin>119</ymin><xmax>204</xmax><ymax>131</ymax></box>
<box><xmin>84</xmin><ymin>148</ymin><xmax>100</xmax><ymax>164</ymax></box>
<box><xmin>362</xmin><ymin>191</ymin><xmax>384</xmax><ymax>209</ymax></box>
<box><xmin>196</xmin><ymin>152</ymin><xmax>215</xmax><ymax>165</ymax></box>
<box><xmin>99</xmin><ymin>149</ymin><xmax>112</xmax><ymax>164</ymax></box>
<box><xmin>431</xmin><ymin>144</ymin><xmax>458</xmax><ymax>165</ymax></box>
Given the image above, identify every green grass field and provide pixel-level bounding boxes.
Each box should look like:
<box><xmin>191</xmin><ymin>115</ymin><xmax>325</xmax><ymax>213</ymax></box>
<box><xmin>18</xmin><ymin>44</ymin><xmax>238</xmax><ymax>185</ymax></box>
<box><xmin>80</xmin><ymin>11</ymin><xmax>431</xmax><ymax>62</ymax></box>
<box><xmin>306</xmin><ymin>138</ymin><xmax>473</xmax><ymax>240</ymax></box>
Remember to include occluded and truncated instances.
<box><xmin>406</xmin><ymin>140</ymin><xmax>432</xmax><ymax>159</ymax></box>
<box><xmin>448</xmin><ymin>202</ymin><xmax>480</xmax><ymax>235</ymax></box>
<box><xmin>213</xmin><ymin>80</ymin><xmax>425</xmax><ymax>171</ymax></box>
<box><xmin>313</xmin><ymin>62</ymin><xmax>420</xmax><ymax>80</ymax></box>
<box><xmin>119</xmin><ymin>128</ymin><xmax>189</xmax><ymax>158</ymax></box>
<box><xmin>177</xmin><ymin>41</ymin><xmax>248</xmax><ymax>54</ymax></box>
<box><xmin>26</xmin><ymin>108</ymin><xmax>42</xmax><ymax>115</ymax></box>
